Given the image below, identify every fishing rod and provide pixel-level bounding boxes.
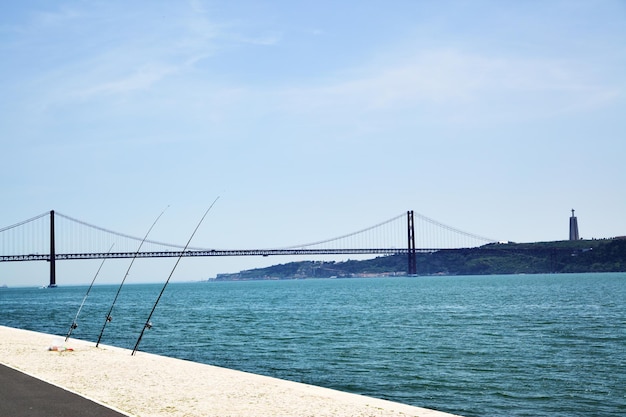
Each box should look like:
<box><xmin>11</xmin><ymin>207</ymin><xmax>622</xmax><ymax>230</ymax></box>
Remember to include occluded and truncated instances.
<box><xmin>65</xmin><ymin>243</ymin><xmax>115</xmax><ymax>342</ymax></box>
<box><xmin>132</xmin><ymin>197</ymin><xmax>219</xmax><ymax>356</ymax></box>
<box><xmin>96</xmin><ymin>207</ymin><xmax>168</xmax><ymax>347</ymax></box>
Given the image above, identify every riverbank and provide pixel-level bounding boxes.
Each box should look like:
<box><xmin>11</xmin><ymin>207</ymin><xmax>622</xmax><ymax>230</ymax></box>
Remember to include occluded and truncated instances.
<box><xmin>210</xmin><ymin>239</ymin><xmax>626</xmax><ymax>280</ymax></box>
<box><xmin>0</xmin><ymin>325</ymin><xmax>460</xmax><ymax>417</ymax></box>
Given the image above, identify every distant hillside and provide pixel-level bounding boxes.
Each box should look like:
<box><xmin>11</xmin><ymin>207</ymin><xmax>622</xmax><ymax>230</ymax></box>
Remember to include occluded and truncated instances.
<box><xmin>209</xmin><ymin>238</ymin><xmax>626</xmax><ymax>281</ymax></box>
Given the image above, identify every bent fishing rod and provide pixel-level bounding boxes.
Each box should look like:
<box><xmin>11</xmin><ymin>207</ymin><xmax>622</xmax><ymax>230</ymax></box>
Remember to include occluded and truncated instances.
<box><xmin>95</xmin><ymin>207</ymin><xmax>168</xmax><ymax>347</ymax></box>
<box><xmin>132</xmin><ymin>197</ymin><xmax>219</xmax><ymax>356</ymax></box>
<box><xmin>65</xmin><ymin>243</ymin><xmax>115</xmax><ymax>342</ymax></box>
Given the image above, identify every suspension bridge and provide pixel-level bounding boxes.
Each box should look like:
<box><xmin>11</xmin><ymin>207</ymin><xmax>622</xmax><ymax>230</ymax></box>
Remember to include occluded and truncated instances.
<box><xmin>1</xmin><ymin>210</ymin><xmax>497</xmax><ymax>287</ymax></box>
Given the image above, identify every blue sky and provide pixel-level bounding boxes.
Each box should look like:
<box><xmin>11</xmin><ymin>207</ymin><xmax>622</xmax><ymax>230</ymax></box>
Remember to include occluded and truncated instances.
<box><xmin>2</xmin><ymin>1</ymin><xmax>625</xmax><ymax>286</ymax></box>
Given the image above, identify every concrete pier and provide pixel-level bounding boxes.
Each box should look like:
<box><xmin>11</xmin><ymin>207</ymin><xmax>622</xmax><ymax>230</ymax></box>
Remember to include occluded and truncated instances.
<box><xmin>0</xmin><ymin>326</ymin><xmax>461</xmax><ymax>417</ymax></box>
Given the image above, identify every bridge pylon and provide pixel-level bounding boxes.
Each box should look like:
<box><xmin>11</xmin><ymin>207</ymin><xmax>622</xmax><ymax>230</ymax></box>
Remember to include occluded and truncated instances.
<box><xmin>407</xmin><ymin>210</ymin><xmax>417</xmax><ymax>275</ymax></box>
<box><xmin>49</xmin><ymin>210</ymin><xmax>57</xmax><ymax>287</ymax></box>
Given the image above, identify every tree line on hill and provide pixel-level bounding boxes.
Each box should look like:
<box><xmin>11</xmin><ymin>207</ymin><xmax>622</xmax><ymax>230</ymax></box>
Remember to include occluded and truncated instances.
<box><xmin>210</xmin><ymin>238</ymin><xmax>626</xmax><ymax>281</ymax></box>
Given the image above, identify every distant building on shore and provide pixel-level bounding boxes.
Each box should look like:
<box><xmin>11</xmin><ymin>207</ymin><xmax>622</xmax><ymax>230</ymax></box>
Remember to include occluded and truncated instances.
<box><xmin>569</xmin><ymin>209</ymin><xmax>580</xmax><ymax>240</ymax></box>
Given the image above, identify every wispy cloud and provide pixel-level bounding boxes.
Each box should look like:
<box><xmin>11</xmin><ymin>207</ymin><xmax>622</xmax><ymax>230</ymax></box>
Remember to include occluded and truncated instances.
<box><xmin>277</xmin><ymin>48</ymin><xmax>622</xmax><ymax>124</ymax></box>
<box><xmin>31</xmin><ymin>2</ymin><xmax>284</xmax><ymax>102</ymax></box>
<box><xmin>7</xmin><ymin>3</ymin><xmax>222</xmax><ymax>103</ymax></box>
<box><xmin>75</xmin><ymin>64</ymin><xmax>178</xmax><ymax>97</ymax></box>
<box><xmin>235</xmin><ymin>32</ymin><xmax>282</xmax><ymax>46</ymax></box>
<box><xmin>32</xmin><ymin>6</ymin><xmax>81</xmax><ymax>27</ymax></box>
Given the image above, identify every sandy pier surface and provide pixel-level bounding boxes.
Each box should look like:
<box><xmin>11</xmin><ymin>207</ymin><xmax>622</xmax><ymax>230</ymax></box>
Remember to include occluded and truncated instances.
<box><xmin>0</xmin><ymin>325</ymin><xmax>461</xmax><ymax>417</ymax></box>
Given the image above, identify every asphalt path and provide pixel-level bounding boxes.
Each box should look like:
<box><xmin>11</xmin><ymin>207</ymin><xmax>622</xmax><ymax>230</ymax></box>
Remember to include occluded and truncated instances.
<box><xmin>0</xmin><ymin>364</ymin><xmax>128</xmax><ymax>417</ymax></box>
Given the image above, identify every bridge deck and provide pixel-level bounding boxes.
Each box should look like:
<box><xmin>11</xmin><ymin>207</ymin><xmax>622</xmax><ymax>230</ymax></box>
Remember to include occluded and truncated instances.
<box><xmin>1</xmin><ymin>248</ymin><xmax>441</xmax><ymax>262</ymax></box>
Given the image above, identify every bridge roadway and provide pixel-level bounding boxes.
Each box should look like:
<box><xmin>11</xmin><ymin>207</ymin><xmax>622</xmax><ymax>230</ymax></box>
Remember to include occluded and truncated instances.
<box><xmin>1</xmin><ymin>248</ymin><xmax>440</xmax><ymax>262</ymax></box>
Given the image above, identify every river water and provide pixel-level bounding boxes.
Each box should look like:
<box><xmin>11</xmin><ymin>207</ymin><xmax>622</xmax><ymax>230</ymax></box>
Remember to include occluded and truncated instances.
<box><xmin>1</xmin><ymin>273</ymin><xmax>625</xmax><ymax>416</ymax></box>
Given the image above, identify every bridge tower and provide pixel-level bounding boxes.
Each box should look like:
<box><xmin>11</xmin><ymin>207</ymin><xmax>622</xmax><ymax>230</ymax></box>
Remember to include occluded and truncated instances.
<box><xmin>49</xmin><ymin>210</ymin><xmax>57</xmax><ymax>287</ymax></box>
<box><xmin>407</xmin><ymin>210</ymin><xmax>417</xmax><ymax>275</ymax></box>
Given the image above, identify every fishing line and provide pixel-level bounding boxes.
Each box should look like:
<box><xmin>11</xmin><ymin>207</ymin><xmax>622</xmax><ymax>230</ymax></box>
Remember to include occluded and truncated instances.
<box><xmin>96</xmin><ymin>206</ymin><xmax>169</xmax><ymax>347</ymax></box>
<box><xmin>132</xmin><ymin>197</ymin><xmax>219</xmax><ymax>356</ymax></box>
<box><xmin>65</xmin><ymin>243</ymin><xmax>115</xmax><ymax>342</ymax></box>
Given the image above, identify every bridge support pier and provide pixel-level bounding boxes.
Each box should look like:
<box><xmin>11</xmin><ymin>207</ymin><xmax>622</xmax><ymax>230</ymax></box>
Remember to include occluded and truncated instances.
<box><xmin>407</xmin><ymin>211</ymin><xmax>416</xmax><ymax>275</ymax></box>
<box><xmin>49</xmin><ymin>210</ymin><xmax>56</xmax><ymax>288</ymax></box>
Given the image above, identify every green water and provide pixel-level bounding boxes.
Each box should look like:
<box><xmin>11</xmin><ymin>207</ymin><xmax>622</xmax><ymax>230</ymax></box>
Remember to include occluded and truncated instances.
<box><xmin>1</xmin><ymin>273</ymin><xmax>625</xmax><ymax>416</ymax></box>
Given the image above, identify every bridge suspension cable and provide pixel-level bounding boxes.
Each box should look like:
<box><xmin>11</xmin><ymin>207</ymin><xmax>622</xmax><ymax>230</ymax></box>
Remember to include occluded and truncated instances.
<box><xmin>55</xmin><ymin>211</ymin><xmax>199</xmax><ymax>250</ymax></box>
<box><xmin>414</xmin><ymin>213</ymin><xmax>497</xmax><ymax>248</ymax></box>
<box><xmin>0</xmin><ymin>212</ymin><xmax>50</xmax><ymax>256</ymax></box>
<box><xmin>0</xmin><ymin>212</ymin><xmax>49</xmax><ymax>233</ymax></box>
<box><xmin>281</xmin><ymin>213</ymin><xmax>407</xmax><ymax>250</ymax></box>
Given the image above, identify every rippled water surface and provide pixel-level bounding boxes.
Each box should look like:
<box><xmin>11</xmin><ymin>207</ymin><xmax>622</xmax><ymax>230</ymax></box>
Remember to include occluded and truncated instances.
<box><xmin>1</xmin><ymin>273</ymin><xmax>625</xmax><ymax>416</ymax></box>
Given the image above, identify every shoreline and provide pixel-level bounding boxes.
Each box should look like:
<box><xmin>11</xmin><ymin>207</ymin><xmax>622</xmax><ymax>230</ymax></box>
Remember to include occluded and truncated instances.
<box><xmin>0</xmin><ymin>325</ymin><xmax>461</xmax><ymax>417</ymax></box>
